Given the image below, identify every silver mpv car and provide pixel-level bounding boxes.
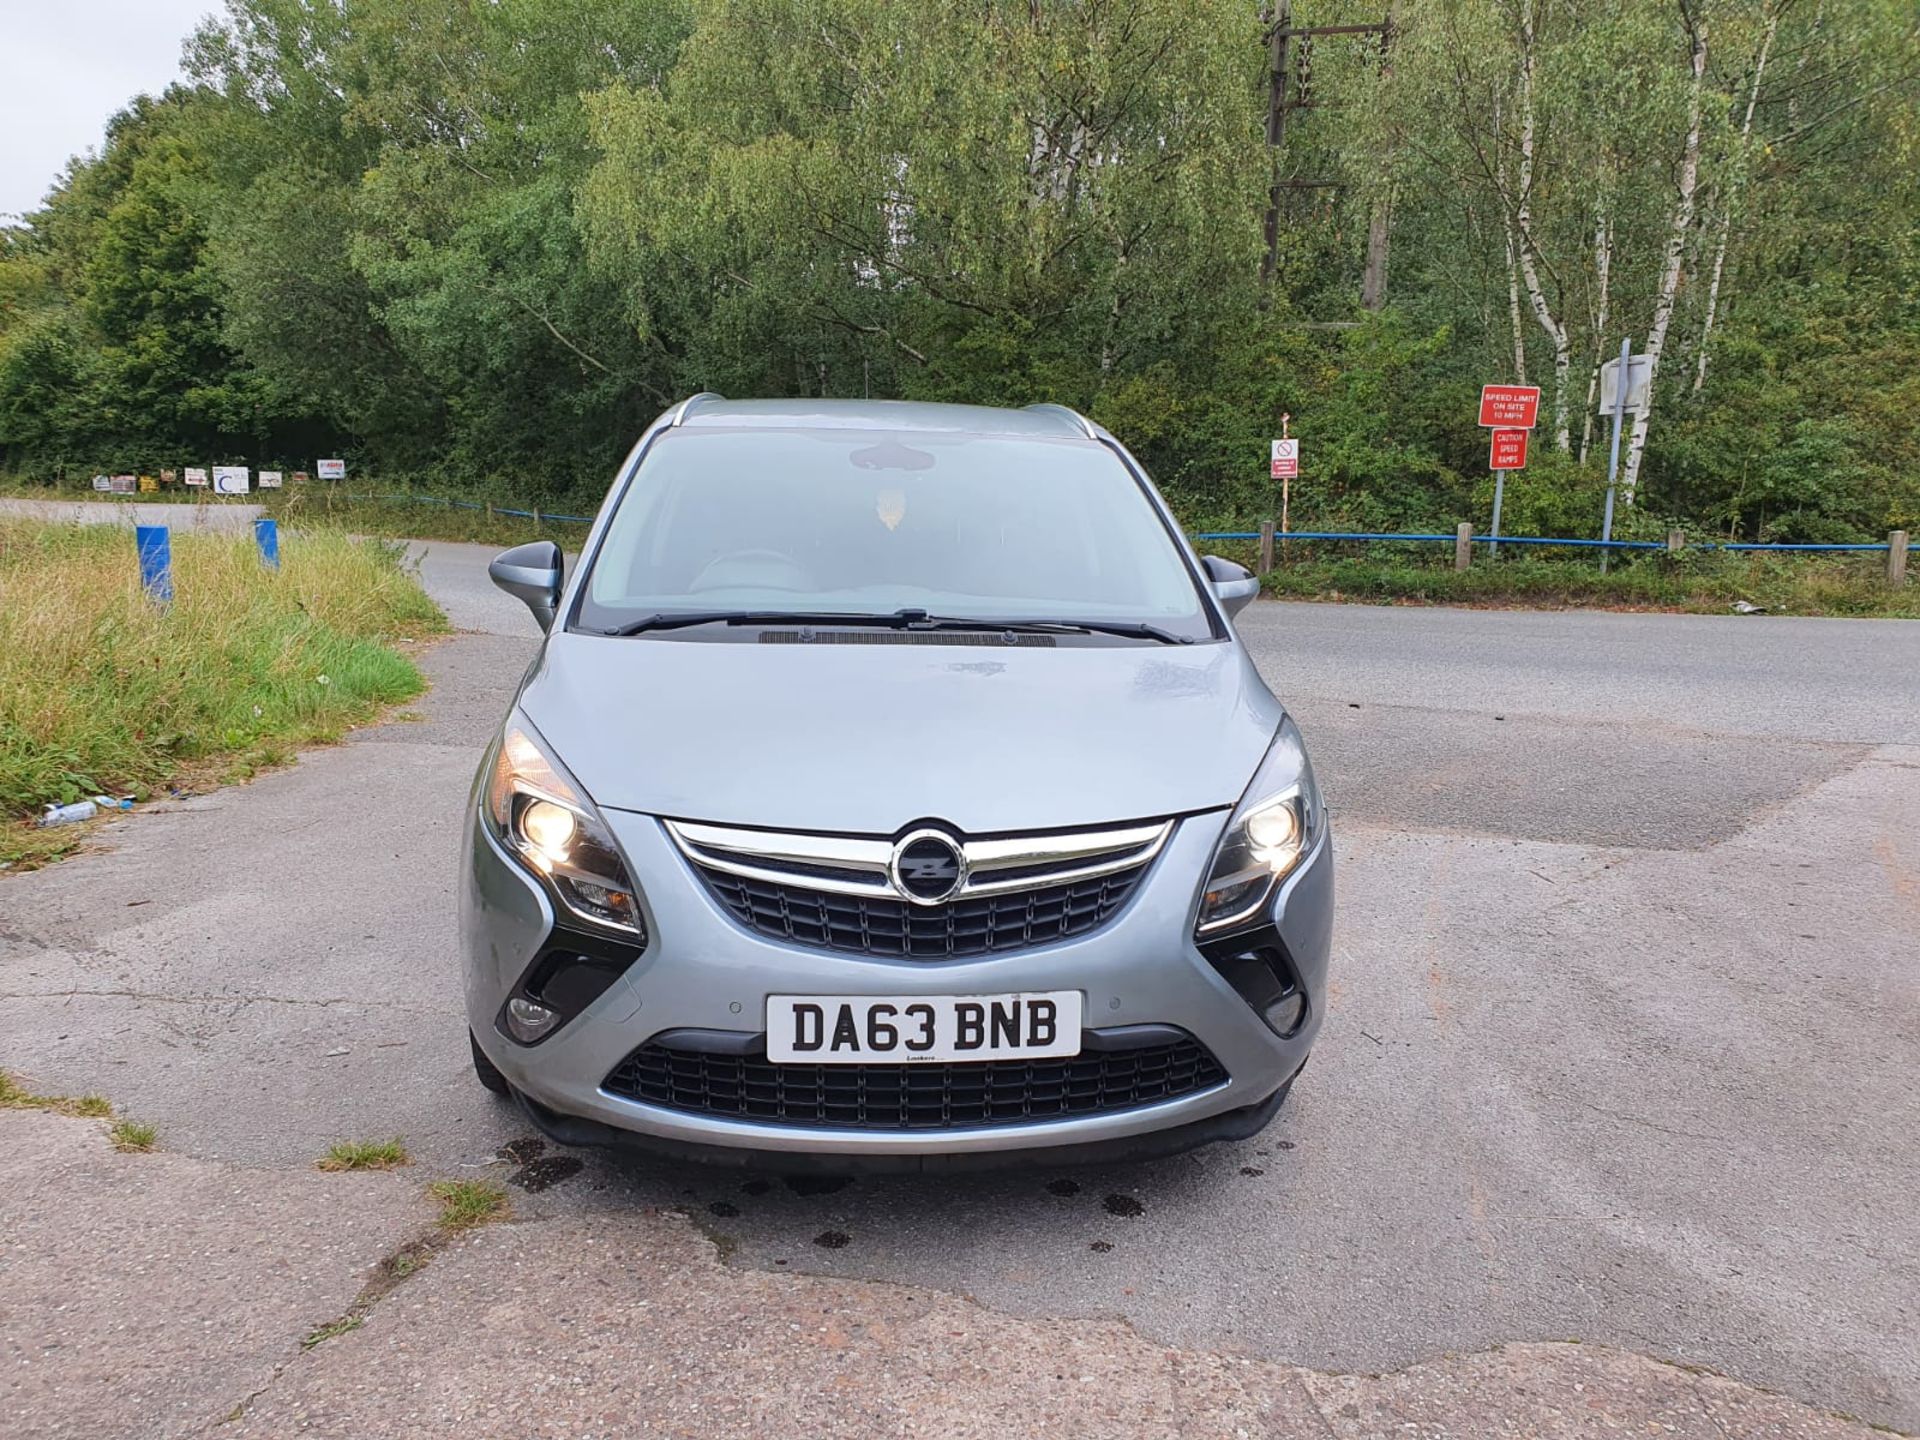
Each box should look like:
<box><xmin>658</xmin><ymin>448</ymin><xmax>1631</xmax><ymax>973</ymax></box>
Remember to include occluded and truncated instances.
<box><xmin>461</xmin><ymin>397</ymin><xmax>1332</xmax><ymax>1170</ymax></box>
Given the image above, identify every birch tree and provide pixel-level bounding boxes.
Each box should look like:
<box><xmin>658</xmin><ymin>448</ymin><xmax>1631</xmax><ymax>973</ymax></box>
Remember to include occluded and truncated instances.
<box><xmin>1620</xmin><ymin>3</ymin><xmax>1708</xmax><ymax>506</ymax></box>
<box><xmin>1692</xmin><ymin>1</ymin><xmax>1780</xmax><ymax>395</ymax></box>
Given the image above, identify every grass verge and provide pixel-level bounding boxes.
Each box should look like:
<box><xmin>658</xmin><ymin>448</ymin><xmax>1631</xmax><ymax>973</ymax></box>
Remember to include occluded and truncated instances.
<box><xmin>316</xmin><ymin>1138</ymin><xmax>411</xmax><ymax>1172</ymax></box>
<box><xmin>264</xmin><ymin>489</ymin><xmax>594</xmax><ymax>550</ymax></box>
<box><xmin>428</xmin><ymin>1178</ymin><xmax>511</xmax><ymax>1232</ymax></box>
<box><xmin>1239</xmin><ymin>550</ymin><xmax>1919</xmax><ymax>617</ymax></box>
<box><xmin>0</xmin><ymin>520</ymin><xmax>446</xmax><ymax>868</ymax></box>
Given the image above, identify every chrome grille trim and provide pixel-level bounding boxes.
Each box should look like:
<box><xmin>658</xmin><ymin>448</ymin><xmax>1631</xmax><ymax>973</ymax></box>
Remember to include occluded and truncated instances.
<box><xmin>664</xmin><ymin>818</ymin><xmax>1173</xmax><ymax>903</ymax></box>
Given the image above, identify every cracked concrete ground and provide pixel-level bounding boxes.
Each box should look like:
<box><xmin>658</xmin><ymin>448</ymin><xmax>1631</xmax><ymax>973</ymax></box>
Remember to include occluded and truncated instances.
<box><xmin>2</xmin><ymin>1110</ymin><xmax>1890</xmax><ymax>1439</ymax></box>
<box><xmin>4</xmin><ymin>541</ymin><xmax>1918</xmax><ymax>1436</ymax></box>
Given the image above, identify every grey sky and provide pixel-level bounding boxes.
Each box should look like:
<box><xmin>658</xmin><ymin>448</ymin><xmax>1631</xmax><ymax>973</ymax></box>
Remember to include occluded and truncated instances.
<box><xmin>1</xmin><ymin>0</ymin><xmax>218</xmax><ymax>219</ymax></box>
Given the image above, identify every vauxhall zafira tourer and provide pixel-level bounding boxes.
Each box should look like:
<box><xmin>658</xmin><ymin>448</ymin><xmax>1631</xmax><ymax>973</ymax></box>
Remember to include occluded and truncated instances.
<box><xmin>461</xmin><ymin>397</ymin><xmax>1332</xmax><ymax>1170</ymax></box>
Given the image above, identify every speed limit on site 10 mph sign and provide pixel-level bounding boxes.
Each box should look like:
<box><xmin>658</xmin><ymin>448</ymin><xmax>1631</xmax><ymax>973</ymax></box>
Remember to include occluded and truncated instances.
<box><xmin>1478</xmin><ymin>384</ymin><xmax>1541</xmax><ymax>429</ymax></box>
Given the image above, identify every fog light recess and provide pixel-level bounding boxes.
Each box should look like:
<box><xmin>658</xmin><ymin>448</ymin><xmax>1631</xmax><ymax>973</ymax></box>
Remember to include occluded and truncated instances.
<box><xmin>1263</xmin><ymin>991</ymin><xmax>1306</xmax><ymax>1036</ymax></box>
<box><xmin>505</xmin><ymin>995</ymin><xmax>560</xmax><ymax>1042</ymax></box>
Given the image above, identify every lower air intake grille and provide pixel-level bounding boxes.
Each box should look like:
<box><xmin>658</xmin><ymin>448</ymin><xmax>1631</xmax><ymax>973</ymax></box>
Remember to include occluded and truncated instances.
<box><xmin>602</xmin><ymin>1035</ymin><xmax>1227</xmax><ymax>1130</ymax></box>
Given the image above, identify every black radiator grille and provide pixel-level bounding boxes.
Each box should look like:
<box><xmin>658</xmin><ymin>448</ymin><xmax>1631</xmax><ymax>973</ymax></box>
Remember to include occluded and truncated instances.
<box><xmin>602</xmin><ymin>1036</ymin><xmax>1228</xmax><ymax>1130</ymax></box>
<box><xmin>693</xmin><ymin>865</ymin><xmax>1147</xmax><ymax>959</ymax></box>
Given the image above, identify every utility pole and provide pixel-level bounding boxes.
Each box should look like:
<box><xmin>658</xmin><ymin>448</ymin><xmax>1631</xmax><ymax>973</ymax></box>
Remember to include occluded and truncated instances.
<box><xmin>1359</xmin><ymin>3</ymin><xmax>1400</xmax><ymax>310</ymax></box>
<box><xmin>1259</xmin><ymin>2</ymin><xmax>1294</xmax><ymax>293</ymax></box>
<box><xmin>1259</xmin><ymin>9</ymin><xmax>1393</xmax><ymax>299</ymax></box>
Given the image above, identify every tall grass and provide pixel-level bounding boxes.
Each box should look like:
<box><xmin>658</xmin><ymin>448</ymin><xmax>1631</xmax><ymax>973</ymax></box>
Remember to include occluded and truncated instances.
<box><xmin>0</xmin><ymin>521</ymin><xmax>445</xmax><ymax>863</ymax></box>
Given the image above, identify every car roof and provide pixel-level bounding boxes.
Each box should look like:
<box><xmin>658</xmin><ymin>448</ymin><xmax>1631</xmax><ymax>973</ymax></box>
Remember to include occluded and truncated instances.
<box><xmin>671</xmin><ymin>396</ymin><xmax>1098</xmax><ymax>441</ymax></box>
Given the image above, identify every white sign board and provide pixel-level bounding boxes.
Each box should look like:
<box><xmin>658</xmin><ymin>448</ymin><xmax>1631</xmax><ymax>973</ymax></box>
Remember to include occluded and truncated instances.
<box><xmin>184</xmin><ymin>467</ymin><xmax>208</xmax><ymax>487</ymax></box>
<box><xmin>258</xmin><ymin>470</ymin><xmax>284</xmax><ymax>489</ymax></box>
<box><xmin>1599</xmin><ymin>355</ymin><xmax>1654</xmax><ymax>414</ymax></box>
<box><xmin>316</xmin><ymin>458</ymin><xmax>346</xmax><ymax>480</ymax></box>
<box><xmin>212</xmin><ymin>465</ymin><xmax>251</xmax><ymax>495</ymax></box>
<box><xmin>92</xmin><ymin>474</ymin><xmax>112</xmax><ymax>491</ymax></box>
<box><xmin>1270</xmin><ymin>438</ymin><xmax>1300</xmax><ymax>479</ymax></box>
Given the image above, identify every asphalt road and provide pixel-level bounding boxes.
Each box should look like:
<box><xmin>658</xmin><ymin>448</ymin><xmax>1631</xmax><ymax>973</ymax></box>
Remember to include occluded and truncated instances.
<box><xmin>0</xmin><ymin>496</ymin><xmax>265</xmax><ymax>530</ymax></box>
<box><xmin>4</xmin><ymin>543</ymin><xmax>1917</xmax><ymax>1430</ymax></box>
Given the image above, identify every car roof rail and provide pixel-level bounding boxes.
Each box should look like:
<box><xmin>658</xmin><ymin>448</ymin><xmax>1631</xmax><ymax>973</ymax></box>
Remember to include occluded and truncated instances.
<box><xmin>1022</xmin><ymin>403</ymin><xmax>1098</xmax><ymax>439</ymax></box>
<box><xmin>670</xmin><ymin>392</ymin><xmax>726</xmax><ymax>426</ymax></box>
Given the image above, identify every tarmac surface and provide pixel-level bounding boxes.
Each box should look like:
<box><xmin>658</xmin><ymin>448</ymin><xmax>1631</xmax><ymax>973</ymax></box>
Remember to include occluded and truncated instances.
<box><xmin>4</xmin><ymin>538</ymin><xmax>1918</xmax><ymax>1436</ymax></box>
<box><xmin>0</xmin><ymin>495</ymin><xmax>265</xmax><ymax>530</ymax></box>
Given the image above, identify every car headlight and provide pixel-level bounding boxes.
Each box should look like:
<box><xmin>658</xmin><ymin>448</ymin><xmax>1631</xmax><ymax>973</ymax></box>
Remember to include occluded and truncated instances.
<box><xmin>1195</xmin><ymin>717</ymin><xmax>1323</xmax><ymax>936</ymax></box>
<box><xmin>484</xmin><ymin>714</ymin><xmax>644</xmax><ymax>937</ymax></box>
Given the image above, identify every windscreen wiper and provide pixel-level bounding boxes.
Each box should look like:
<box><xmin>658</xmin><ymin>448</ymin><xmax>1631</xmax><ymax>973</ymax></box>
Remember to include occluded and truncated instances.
<box><xmin>906</xmin><ymin>613</ymin><xmax>1194</xmax><ymax>645</ymax></box>
<box><xmin>602</xmin><ymin>608</ymin><xmax>1192</xmax><ymax>644</ymax></box>
<box><xmin>601</xmin><ymin>609</ymin><xmax>920</xmax><ymax>637</ymax></box>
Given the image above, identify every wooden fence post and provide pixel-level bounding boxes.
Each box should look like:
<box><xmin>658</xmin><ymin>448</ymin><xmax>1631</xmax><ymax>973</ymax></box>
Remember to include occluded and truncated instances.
<box><xmin>1667</xmin><ymin>528</ymin><xmax>1685</xmax><ymax>553</ymax></box>
<box><xmin>1258</xmin><ymin>519</ymin><xmax>1276</xmax><ymax>575</ymax></box>
<box><xmin>1891</xmin><ymin>530</ymin><xmax>1910</xmax><ymax>587</ymax></box>
<box><xmin>1455</xmin><ymin>523</ymin><xmax>1473</xmax><ymax>571</ymax></box>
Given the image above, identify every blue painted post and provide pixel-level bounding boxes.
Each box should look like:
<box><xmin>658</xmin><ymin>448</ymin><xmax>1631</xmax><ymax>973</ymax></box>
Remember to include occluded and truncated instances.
<box><xmin>135</xmin><ymin>525</ymin><xmax>172</xmax><ymax>603</ymax></box>
<box><xmin>253</xmin><ymin>517</ymin><xmax>280</xmax><ymax>569</ymax></box>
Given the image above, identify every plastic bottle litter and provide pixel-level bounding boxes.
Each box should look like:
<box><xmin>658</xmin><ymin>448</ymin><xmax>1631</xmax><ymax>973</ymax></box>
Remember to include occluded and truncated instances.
<box><xmin>40</xmin><ymin>801</ymin><xmax>98</xmax><ymax>828</ymax></box>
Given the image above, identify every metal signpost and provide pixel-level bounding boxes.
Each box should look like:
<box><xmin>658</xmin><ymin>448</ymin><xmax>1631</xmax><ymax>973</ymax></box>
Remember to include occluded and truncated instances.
<box><xmin>1478</xmin><ymin>384</ymin><xmax>1540</xmax><ymax>556</ymax></box>
<box><xmin>1597</xmin><ymin>339</ymin><xmax>1650</xmax><ymax>572</ymax></box>
<box><xmin>1271</xmin><ymin>416</ymin><xmax>1300</xmax><ymax>557</ymax></box>
<box><xmin>1487</xmin><ymin>428</ymin><xmax>1528</xmax><ymax>554</ymax></box>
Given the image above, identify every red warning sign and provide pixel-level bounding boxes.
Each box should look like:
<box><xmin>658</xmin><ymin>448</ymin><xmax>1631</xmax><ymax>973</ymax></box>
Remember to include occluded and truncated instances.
<box><xmin>1489</xmin><ymin>428</ymin><xmax>1529</xmax><ymax>471</ymax></box>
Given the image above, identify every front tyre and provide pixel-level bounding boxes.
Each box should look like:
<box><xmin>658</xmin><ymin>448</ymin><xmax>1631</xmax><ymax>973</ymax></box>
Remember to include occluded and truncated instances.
<box><xmin>470</xmin><ymin>1029</ymin><xmax>511</xmax><ymax>1096</ymax></box>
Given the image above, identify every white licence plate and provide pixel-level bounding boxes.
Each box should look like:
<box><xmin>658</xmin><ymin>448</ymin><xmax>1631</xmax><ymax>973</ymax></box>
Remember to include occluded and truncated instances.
<box><xmin>766</xmin><ymin>991</ymin><xmax>1083</xmax><ymax>1065</ymax></box>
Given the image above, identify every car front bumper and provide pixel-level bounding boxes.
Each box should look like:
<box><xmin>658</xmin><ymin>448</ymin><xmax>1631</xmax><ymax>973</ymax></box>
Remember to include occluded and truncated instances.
<box><xmin>461</xmin><ymin>805</ymin><xmax>1332</xmax><ymax>1160</ymax></box>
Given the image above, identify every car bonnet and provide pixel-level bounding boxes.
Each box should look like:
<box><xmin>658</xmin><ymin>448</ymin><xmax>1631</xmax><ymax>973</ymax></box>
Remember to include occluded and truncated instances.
<box><xmin>517</xmin><ymin>631</ymin><xmax>1283</xmax><ymax>835</ymax></box>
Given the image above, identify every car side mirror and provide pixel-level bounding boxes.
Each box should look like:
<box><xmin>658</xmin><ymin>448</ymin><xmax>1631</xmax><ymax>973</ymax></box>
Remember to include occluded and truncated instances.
<box><xmin>1200</xmin><ymin>555</ymin><xmax>1260</xmax><ymax>619</ymax></box>
<box><xmin>489</xmin><ymin>540</ymin><xmax>563</xmax><ymax>632</ymax></box>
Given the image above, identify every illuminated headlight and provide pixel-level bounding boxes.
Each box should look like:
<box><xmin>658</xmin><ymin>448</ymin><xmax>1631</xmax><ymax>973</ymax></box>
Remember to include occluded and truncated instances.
<box><xmin>1195</xmin><ymin>717</ymin><xmax>1323</xmax><ymax>936</ymax></box>
<box><xmin>484</xmin><ymin>715</ymin><xmax>644</xmax><ymax>937</ymax></box>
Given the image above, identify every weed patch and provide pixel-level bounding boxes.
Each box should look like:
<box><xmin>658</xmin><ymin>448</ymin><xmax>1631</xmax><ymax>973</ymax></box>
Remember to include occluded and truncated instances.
<box><xmin>316</xmin><ymin>1138</ymin><xmax>411</xmax><ymax>1172</ymax></box>
<box><xmin>301</xmin><ymin>1314</ymin><xmax>364</xmax><ymax>1350</ymax></box>
<box><xmin>0</xmin><ymin>1069</ymin><xmax>112</xmax><ymax>1118</ymax></box>
<box><xmin>109</xmin><ymin>1118</ymin><xmax>157</xmax><ymax>1152</ymax></box>
<box><xmin>428</xmin><ymin>1178</ymin><xmax>510</xmax><ymax>1232</ymax></box>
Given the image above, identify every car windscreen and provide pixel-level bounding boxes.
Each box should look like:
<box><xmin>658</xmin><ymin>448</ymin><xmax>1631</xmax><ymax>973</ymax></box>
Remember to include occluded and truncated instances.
<box><xmin>575</xmin><ymin>427</ymin><xmax>1214</xmax><ymax>639</ymax></box>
